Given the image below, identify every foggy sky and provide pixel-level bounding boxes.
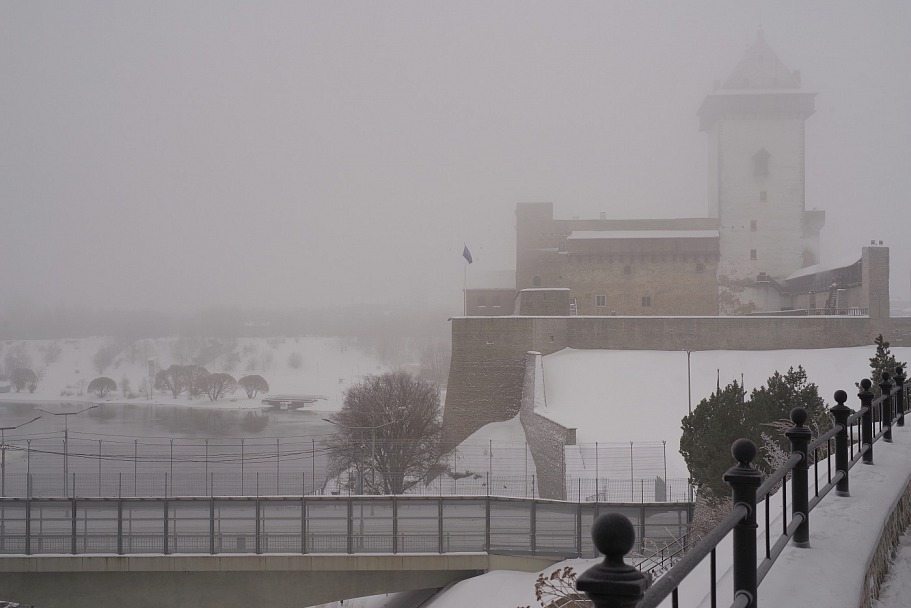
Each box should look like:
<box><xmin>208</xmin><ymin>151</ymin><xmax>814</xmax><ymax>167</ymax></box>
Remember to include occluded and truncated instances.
<box><xmin>2</xmin><ymin>1</ymin><xmax>909</xmax><ymax>315</ymax></box>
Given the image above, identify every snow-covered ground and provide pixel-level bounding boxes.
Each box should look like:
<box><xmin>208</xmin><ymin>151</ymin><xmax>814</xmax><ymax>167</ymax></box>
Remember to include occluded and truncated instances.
<box><xmin>538</xmin><ymin>346</ymin><xmax>911</xmax><ymax>479</ymax></box>
<box><xmin>311</xmin><ymin>343</ymin><xmax>911</xmax><ymax>608</ymax></box>
<box><xmin>0</xmin><ymin>336</ymin><xmax>388</xmax><ymax>413</ymax></box>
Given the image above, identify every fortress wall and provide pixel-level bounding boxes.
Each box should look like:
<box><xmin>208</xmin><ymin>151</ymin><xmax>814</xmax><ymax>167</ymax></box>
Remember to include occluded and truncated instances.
<box><xmin>564</xmin><ymin>315</ymin><xmax>875</xmax><ymax>351</ymax></box>
<box><xmin>445</xmin><ymin>315</ymin><xmax>884</xmax><ymax>453</ymax></box>
<box><xmin>441</xmin><ymin>317</ymin><xmax>535</xmax><ymax>448</ymax></box>
<box><xmin>518</xmin><ymin>351</ymin><xmax>577</xmax><ymax>500</ymax></box>
<box><xmin>890</xmin><ymin>318</ymin><xmax>911</xmax><ymax>347</ymax></box>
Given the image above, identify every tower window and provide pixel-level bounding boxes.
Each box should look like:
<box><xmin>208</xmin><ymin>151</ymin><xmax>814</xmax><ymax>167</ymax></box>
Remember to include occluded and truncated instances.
<box><xmin>754</xmin><ymin>149</ymin><xmax>770</xmax><ymax>177</ymax></box>
<box><xmin>696</xmin><ymin>263</ymin><xmax>705</xmax><ymax>273</ymax></box>
<box><xmin>624</xmin><ymin>265</ymin><xmax>632</xmax><ymax>275</ymax></box>
<box><xmin>533</xmin><ymin>276</ymin><xmax>541</xmax><ymax>287</ymax></box>
<box><xmin>750</xmin><ymin>249</ymin><xmax>758</xmax><ymax>261</ymax></box>
<box><xmin>760</xmin><ymin>191</ymin><xmax>767</xmax><ymax>202</ymax></box>
<box><xmin>750</xmin><ymin>220</ymin><xmax>757</xmax><ymax>231</ymax></box>
<box><xmin>641</xmin><ymin>296</ymin><xmax>652</xmax><ymax>307</ymax></box>
<box><xmin>595</xmin><ymin>294</ymin><xmax>607</xmax><ymax>307</ymax></box>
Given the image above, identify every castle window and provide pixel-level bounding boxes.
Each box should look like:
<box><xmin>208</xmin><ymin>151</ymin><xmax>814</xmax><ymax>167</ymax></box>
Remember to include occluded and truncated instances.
<box><xmin>595</xmin><ymin>294</ymin><xmax>607</xmax><ymax>308</ymax></box>
<box><xmin>750</xmin><ymin>249</ymin><xmax>758</xmax><ymax>260</ymax></box>
<box><xmin>760</xmin><ymin>191</ymin><xmax>767</xmax><ymax>202</ymax></box>
<box><xmin>641</xmin><ymin>296</ymin><xmax>652</xmax><ymax>307</ymax></box>
<box><xmin>533</xmin><ymin>276</ymin><xmax>541</xmax><ymax>287</ymax></box>
<box><xmin>624</xmin><ymin>265</ymin><xmax>632</xmax><ymax>275</ymax></box>
<box><xmin>696</xmin><ymin>263</ymin><xmax>705</xmax><ymax>273</ymax></box>
<box><xmin>750</xmin><ymin>219</ymin><xmax>758</xmax><ymax>231</ymax></box>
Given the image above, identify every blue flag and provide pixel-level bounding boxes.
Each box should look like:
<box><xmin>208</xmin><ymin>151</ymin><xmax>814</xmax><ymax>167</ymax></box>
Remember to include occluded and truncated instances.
<box><xmin>462</xmin><ymin>245</ymin><xmax>473</xmax><ymax>264</ymax></box>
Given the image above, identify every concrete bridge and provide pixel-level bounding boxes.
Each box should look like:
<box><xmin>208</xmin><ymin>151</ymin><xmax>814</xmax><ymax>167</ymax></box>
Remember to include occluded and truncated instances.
<box><xmin>0</xmin><ymin>552</ymin><xmax>561</xmax><ymax>608</ymax></box>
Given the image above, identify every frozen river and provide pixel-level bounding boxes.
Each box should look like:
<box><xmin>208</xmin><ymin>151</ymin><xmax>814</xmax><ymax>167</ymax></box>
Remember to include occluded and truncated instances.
<box><xmin>0</xmin><ymin>400</ymin><xmax>338</xmax><ymax>497</ymax></box>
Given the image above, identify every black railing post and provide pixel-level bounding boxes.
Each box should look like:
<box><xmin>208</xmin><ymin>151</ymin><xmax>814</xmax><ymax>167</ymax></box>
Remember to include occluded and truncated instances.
<box><xmin>895</xmin><ymin>367</ymin><xmax>907</xmax><ymax>427</ymax></box>
<box><xmin>723</xmin><ymin>439</ymin><xmax>762</xmax><ymax>608</ymax></box>
<box><xmin>576</xmin><ymin>513</ymin><xmax>648</xmax><ymax>608</ymax></box>
<box><xmin>830</xmin><ymin>390</ymin><xmax>852</xmax><ymax>497</ymax></box>
<box><xmin>859</xmin><ymin>379</ymin><xmax>874</xmax><ymax>464</ymax></box>
<box><xmin>785</xmin><ymin>408</ymin><xmax>811</xmax><ymax>547</ymax></box>
<box><xmin>880</xmin><ymin>372</ymin><xmax>894</xmax><ymax>443</ymax></box>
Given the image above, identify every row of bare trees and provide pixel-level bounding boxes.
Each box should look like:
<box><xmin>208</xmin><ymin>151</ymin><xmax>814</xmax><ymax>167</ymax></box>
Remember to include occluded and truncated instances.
<box><xmin>152</xmin><ymin>365</ymin><xmax>268</xmax><ymax>401</ymax></box>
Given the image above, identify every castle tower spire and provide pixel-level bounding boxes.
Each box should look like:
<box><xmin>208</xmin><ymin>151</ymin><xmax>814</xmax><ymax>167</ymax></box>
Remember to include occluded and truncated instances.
<box><xmin>698</xmin><ymin>32</ymin><xmax>824</xmax><ymax>291</ymax></box>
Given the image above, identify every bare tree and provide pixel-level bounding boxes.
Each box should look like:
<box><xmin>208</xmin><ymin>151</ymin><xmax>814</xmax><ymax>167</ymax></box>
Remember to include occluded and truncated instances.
<box><xmin>238</xmin><ymin>374</ymin><xmax>269</xmax><ymax>399</ymax></box>
<box><xmin>154</xmin><ymin>365</ymin><xmax>188</xmax><ymax>398</ymax></box>
<box><xmin>184</xmin><ymin>365</ymin><xmax>210</xmax><ymax>398</ymax></box>
<box><xmin>204</xmin><ymin>373</ymin><xmax>236</xmax><ymax>401</ymax></box>
<box><xmin>4</xmin><ymin>344</ymin><xmax>32</xmax><ymax>377</ymax></box>
<box><xmin>326</xmin><ymin>371</ymin><xmax>444</xmax><ymax>495</ymax></box>
<box><xmin>87</xmin><ymin>376</ymin><xmax>117</xmax><ymax>398</ymax></box>
<box><xmin>10</xmin><ymin>368</ymin><xmax>37</xmax><ymax>393</ymax></box>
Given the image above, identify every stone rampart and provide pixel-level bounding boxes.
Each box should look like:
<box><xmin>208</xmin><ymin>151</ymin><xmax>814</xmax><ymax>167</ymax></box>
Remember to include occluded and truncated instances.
<box><xmin>518</xmin><ymin>351</ymin><xmax>577</xmax><ymax>500</ymax></box>
<box><xmin>890</xmin><ymin>318</ymin><xmax>911</xmax><ymax>347</ymax></box>
<box><xmin>444</xmin><ymin>314</ymin><xmax>886</xmax><ymax>449</ymax></box>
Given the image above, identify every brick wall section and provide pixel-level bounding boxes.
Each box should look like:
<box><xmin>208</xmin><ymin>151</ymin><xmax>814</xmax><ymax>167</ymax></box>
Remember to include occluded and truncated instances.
<box><xmin>863</xmin><ymin>246</ymin><xmax>891</xmax><ymax>321</ymax></box>
<box><xmin>441</xmin><ymin>317</ymin><xmax>535</xmax><ymax>448</ymax></box>
<box><xmin>518</xmin><ymin>351</ymin><xmax>577</xmax><ymax>500</ymax></box>
<box><xmin>563</xmin><ymin>315</ymin><xmax>874</xmax><ymax>350</ymax></box>
<box><xmin>890</xmin><ymin>318</ymin><xmax>911</xmax><ymax>347</ymax></box>
<box><xmin>516</xmin><ymin>288</ymin><xmax>571</xmax><ymax>316</ymax></box>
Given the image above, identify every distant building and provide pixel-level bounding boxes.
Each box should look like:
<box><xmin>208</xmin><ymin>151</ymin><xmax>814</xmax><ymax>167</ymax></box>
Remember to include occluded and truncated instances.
<box><xmin>467</xmin><ymin>31</ymin><xmax>876</xmax><ymax>317</ymax></box>
<box><xmin>463</xmin><ymin>269</ymin><xmax>517</xmax><ymax>316</ymax></box>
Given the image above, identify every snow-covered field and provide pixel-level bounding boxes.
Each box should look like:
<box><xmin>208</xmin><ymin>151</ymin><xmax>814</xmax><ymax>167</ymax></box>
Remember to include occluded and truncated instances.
<box><xmin>0</xmin><ymin>336</ymin><xmax>389</xmax><ymax>413</ymax></box>
<box><xmin>538</xmin><ymin>346</ymin><xmax>911</xmax><ymax>479</ymax></box>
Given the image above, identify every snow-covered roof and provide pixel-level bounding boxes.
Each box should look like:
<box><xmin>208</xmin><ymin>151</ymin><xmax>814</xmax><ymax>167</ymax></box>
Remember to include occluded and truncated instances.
<box><xmin>784</xmin><ymin>253</ymin><xmax>862</xmax><ymax>281</ymax></box>
<box><xmin>567</xmin><ymin>230</ymin><xmax>719</xmax><ymax>240</ymax></box>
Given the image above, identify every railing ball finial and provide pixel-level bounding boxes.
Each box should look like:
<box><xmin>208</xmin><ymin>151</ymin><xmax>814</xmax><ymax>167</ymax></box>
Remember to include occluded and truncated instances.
<box><xmin>790</xmin><ymin>407</ymin><xmax>808</xmax><ymax>427</ymax></box>
<box><xmin>881</xmin><ymin>370</ymin><xmax>892</xmax><ymax>383</ymax></box>
<box><xmin>731</xmin><ymin>437</ymin><xmax>757</xmax><ymax>467</ymax></box>
<box><xmin>591</xmin><ymin>512</ymin><xmax>636</xmax><ymax>561</ymax></box>
<box><xmin>860</xmin><ymin>378</ymin><xmax>873</xmax><ymax>392</ymax></box>
<box><xmin>577</xmin><ymin>513</ymin><xmax>649</xmax><ymax>608</ymax></box>
<box><xmin>834</xmin><ymin>390</ymin><xmax>847</xmax><ymax>405</ymax></box>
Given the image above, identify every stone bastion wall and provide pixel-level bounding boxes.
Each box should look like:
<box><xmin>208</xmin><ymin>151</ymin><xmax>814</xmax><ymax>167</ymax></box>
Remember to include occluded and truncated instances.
<box><xmin>443</xmin><ymin>314</ymin><xmax>898</xmax><ymax>499</ymax></box>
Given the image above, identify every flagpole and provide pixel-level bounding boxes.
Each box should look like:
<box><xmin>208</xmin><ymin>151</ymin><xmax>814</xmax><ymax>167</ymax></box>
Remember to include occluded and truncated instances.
<box><xmin>463</xmin><ymin>262</ymin><xmax>467</xmax><ymax>316</ymax></box>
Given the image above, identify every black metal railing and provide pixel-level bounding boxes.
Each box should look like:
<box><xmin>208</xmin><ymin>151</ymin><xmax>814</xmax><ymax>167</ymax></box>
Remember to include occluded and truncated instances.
<box><xmin>577</xmin><ymin>364</ymin><xmax>908</xmax><ymax>608</ymax></box>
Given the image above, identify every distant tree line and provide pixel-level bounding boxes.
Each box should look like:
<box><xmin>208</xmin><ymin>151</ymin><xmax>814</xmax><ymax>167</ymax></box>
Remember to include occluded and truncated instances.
<box><xmin>152</xmin><ymin>365</ymin><xmax>268</xmax><ymax>402</ymax></box>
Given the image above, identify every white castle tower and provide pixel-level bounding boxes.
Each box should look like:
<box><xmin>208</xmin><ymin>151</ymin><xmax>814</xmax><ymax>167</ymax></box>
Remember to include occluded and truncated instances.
<box><xmin>699</xmin><ymin>31</ymin><xmax>825</xmax><ymax>285</ymax></box>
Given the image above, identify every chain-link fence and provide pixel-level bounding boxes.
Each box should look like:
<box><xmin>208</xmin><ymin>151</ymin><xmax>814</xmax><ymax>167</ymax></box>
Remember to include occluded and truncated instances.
<box><xmin>0</xmin><ymin>434</ymin><xmax>688</xmax><ymax>502</ymax></box>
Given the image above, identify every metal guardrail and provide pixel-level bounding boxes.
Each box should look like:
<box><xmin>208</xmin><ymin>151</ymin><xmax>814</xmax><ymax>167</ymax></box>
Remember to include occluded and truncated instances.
<box><xmin>0</xmin><ymin>494</ymin><xmax>692</xmax><ymax>558</ymax></box>
<box><xmin>576</xmin><ymin>368</ymin><xmax>908</xmax><ymax>608</ymax></box>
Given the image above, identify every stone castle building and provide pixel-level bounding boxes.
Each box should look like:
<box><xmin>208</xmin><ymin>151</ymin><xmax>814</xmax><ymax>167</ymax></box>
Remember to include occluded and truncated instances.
<box><xmin>447</xmin><ymin>33</ymin><xmax>908</xmax><ymax>498</ymax></box>
<box><xmin>469</xmin><ymin>31</ymin><xmax>853</xmax><ymax>317</ymax></box>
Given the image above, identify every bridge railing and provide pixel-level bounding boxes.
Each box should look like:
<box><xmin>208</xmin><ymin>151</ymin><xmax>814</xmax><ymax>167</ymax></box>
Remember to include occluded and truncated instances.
<box><xmin>576</xmin><ymin>366</ymin><xmax>908</xmax><ymax>608</ymax></box>
<box><xmin>0</xmin><ymin>493</ymin><xmax>692</xmax><ymax>558</ymax></box>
